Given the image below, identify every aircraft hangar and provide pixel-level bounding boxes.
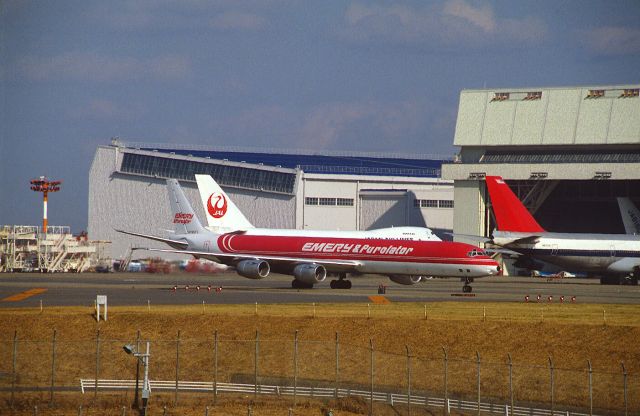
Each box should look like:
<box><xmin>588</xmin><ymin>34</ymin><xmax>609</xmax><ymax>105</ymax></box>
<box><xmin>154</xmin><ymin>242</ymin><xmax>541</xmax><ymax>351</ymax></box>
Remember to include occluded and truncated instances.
<box><xmin>442</xmin><ymin>84</ymin><xmax>640</xmax><ymax>268</ymax></box>
<box><xmin>89</xmin><ymin>140</ymin><xmax>454</xmax><ymax>259</ymax></box>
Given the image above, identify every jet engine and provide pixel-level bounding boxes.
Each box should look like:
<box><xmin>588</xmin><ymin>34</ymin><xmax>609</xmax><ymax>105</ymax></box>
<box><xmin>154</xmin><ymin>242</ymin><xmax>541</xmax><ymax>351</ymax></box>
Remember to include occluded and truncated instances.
<box><xmin>388</xmin><ymin>275</ymin><xmax>422</xmax><ymax>285</ymax></box>
<box><xmin>293</xmin><ymin>263</ymin><xmax>327</xmax><ymax>285</ymax></box>
<box><xmin>236</xmin><ymin>259</ymin><xmax>270</xmax><ymax>279</ymax></box>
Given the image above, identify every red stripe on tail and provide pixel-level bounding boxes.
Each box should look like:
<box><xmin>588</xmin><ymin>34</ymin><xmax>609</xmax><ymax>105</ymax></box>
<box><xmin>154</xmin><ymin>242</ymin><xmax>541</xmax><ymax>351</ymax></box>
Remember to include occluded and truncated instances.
<box><xmin>485</xmin><ymin>176</ymin><xmax>545</xmax><ymax>232</ymax></box>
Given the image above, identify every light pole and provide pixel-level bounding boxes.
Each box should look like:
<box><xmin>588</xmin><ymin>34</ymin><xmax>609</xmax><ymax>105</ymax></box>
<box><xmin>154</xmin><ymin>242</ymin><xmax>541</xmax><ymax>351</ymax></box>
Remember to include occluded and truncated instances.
<box><xmin>124</xmin><ymin>341</ymin><xmax>151</xmax><ymax>415</ymax></box>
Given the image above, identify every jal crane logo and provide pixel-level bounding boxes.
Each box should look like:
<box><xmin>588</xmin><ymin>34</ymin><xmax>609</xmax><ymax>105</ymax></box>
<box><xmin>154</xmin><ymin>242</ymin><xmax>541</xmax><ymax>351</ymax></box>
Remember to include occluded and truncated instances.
<box><xmin>207</xmin><ymin>193</ymin><xmax>228</xmax><ymax>218</ymax></box>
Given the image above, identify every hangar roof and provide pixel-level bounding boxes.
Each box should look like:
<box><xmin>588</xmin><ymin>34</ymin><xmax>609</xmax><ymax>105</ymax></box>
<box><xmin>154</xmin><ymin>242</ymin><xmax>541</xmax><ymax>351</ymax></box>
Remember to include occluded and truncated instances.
<box><xmin>454</xmin><ymin>84</ymin><xmax>640</xmax><ymax>147</ymax></box>
<box><xmin>123</xmin><ymin>142</ymin><xmax>448</xmax><ymax>178</ymax></box>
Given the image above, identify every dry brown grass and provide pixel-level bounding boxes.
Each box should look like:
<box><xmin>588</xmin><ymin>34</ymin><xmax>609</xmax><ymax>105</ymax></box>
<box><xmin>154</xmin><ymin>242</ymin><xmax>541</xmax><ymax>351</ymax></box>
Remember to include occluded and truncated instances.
<box><xmin>1</xmin><ymin>302</ymin><xmax>639</xmax><ymax>415</ymax></box>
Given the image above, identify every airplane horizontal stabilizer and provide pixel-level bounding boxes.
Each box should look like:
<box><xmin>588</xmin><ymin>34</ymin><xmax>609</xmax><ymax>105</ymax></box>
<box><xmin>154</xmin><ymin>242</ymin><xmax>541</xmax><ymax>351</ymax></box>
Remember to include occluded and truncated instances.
<box><xmin>114</xmin><ymin>229</ymin><xmax>189</xmax><ymax>250</ymax></box>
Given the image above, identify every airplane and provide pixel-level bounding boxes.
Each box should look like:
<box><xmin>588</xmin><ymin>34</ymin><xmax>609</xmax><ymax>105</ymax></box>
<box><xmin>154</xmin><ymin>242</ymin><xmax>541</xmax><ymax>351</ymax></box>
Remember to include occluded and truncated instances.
<box><xmin>485</xmin><ymin>176</ymin><xmax>640</xmax><ymax>285</ymax></box>
<box><xmin>617</xmin><ymin>197</ymin><xmax>640</xmax><ymax>235</ymax></box>
<box><xmin>117</xmin><ymin>177</ymin><xmax>501</xmax><ymax>292</ymax></box>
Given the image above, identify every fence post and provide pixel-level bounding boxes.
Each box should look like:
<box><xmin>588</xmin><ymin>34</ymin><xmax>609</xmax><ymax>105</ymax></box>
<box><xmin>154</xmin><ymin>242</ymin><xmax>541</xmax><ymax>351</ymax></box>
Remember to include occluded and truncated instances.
<box><xmin>621</xmin><ymin>362</ymin><xmax>627</xmax><ymax>416</ymax></box>
<box><xmin>507</xmin><ymin>353</ymin><xmax>514</xmax><ymax>415</ymax></box>
<box><xmin>134</xmin><ymin>330</ymin><xmax>141</xmax><ymax>409</ymax></box>
<box><xmin>214</xmin><ymin>330</ymin><xmax>218</xmax><ymax>405</ymax></box>
<box><xmin>406</xmin><ymin>345</ymin><xmax>411</xmax><ymax>416</ymax></box>
<box><xmin>94</xmin><ymin>330</ymin><xmax>100</xmax><ymax>399</ymax></box>
<box><xmin>175</xmin><ymin>330</ymin><xmax>180</xmax><ymax>405</ymax></box>
<box><xmin>11</xmin><ymin>330</ymin><xmax>17</xmax><ymax>409</ymax></box>
<box><xmin>587</xmin><ymin>360</ymin><xmax>593</xmax><ymax>416</ymax></box>
<box><xmin>549</xmin><ymin>356</ymin><xmax>554</xmax><ymax>415</ymax></box>
<box><xmin>369</xmin><ymin>339</ymin><xmax>374</xmax><ymax>416</ymax></box>
<box><xmin>294</xmin><ymin>330</ymin><xmax>298</xmax><ymax>407</ymax></box>
<box><xmin>49</xmin><ymin>329</ymin><xmax>57</xmax><ymax>405</ymax></box>
<box><xmin>335</xmin><ymin>332</ymin><xmax>339</xmax><ymax>399</ymax></box>
<box><xmin>443</xmin><ymin>347</ymin><xmax>448</xmax><ymax>416</ymax></box>
<box><xmin>476</xmin><ymin>351</ymin><xmax>481</xmax><ymax>416</ymax></box>
<box><xmin>255</xmin><ymin>330</ymin><xmax>259</xmax><ymax>399</ymax></box>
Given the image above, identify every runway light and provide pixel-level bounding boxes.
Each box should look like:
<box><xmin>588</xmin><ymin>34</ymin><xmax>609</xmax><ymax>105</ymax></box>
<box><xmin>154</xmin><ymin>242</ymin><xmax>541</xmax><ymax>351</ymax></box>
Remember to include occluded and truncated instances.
<box><xmin>123</xmin><ymin>344</ymin><xmax>135</xmax><ymax>355</ymax></box>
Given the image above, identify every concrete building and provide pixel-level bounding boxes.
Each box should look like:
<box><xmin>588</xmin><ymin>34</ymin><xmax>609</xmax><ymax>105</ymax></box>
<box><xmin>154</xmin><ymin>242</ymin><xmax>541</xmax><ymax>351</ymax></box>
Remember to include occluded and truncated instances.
<box><xmin>89</xmin><ymin>141</ymin><xmax>454</xmax><ymax>259</ymax></box>
<box><xmin>442</xmin><ymin>84</ymin><xmax>640</xmax><ymax>265</ymax></box>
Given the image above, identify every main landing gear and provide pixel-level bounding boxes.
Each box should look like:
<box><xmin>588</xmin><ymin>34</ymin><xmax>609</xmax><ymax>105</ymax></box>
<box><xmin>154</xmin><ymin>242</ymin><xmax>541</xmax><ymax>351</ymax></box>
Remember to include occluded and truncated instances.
<box><xmin>462</xmin><ymin>277</ymin><xmax>473</xmax><ymax>293</ymax></box>
<box><xmin>330</xmin><ymin>273</ymin><xmax>352</xmax><ymax>289</ymax></box>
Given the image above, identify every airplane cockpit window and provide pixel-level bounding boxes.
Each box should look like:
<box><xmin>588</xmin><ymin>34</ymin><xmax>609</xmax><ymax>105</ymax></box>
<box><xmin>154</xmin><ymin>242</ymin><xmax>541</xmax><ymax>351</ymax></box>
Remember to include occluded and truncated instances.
<box><xmin>467</xmin><ymin>249</ymin><xmax>487</xmax><ymax>257</ymax></box>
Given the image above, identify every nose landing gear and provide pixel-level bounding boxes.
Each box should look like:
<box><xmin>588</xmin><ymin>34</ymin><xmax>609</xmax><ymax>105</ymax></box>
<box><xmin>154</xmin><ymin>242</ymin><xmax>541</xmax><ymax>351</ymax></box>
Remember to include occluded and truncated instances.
<box><xmin>461</xmin><ymin>277</ymin><xmax>474</xmax><ymax>293</ymax></box>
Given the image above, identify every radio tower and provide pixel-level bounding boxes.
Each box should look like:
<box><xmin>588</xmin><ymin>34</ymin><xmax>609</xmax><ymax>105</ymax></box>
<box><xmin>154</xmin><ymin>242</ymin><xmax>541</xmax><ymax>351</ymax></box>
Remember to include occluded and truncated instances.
<box><xmin>30</xmin><ymin>176</ymin><xmax>61</xmax><ymax>234</ymax></box>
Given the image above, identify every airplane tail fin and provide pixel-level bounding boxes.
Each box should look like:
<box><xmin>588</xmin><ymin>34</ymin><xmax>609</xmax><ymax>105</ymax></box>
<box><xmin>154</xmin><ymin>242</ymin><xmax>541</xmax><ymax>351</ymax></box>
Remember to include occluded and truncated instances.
<box><xmin>485</xmin><ymin>176</ymin><xmax>545</xmax><ymax>232</ymax></box>
<box><xmin>194</xmin><ymin>174</ymin><xmax>254</xmax><ymax>232</ymax></box>
<box><xmin>166</xmin><ymin>179</ymin><xmax>206</xmax><ymax>235</ymax></box>
<box><xmin>617</xmin><ymin>197</ymin><xmax>640</xmax><ymax>234</ymax></box>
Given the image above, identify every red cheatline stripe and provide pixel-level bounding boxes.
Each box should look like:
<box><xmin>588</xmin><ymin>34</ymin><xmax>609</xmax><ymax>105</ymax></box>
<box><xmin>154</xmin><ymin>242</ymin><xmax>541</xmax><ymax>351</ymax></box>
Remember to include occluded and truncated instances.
<box><xmin>2</xmin><ymin>288</ymin><xmax>47</xmax><ymax>302</ymax></box>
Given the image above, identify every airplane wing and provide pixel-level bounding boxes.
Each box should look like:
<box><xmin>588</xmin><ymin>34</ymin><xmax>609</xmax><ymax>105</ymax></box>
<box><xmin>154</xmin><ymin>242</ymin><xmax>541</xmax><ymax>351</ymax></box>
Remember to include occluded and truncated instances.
<box><xmin>115</xmin><ymin>229</ymin><xmax>189</xmax><ymax>250</ymax></box>
<box><xmin>509</xmin><ymin>235</ymin><xmax>542</xmax><ymax>245</ymax></box>
<box><xmin>144</xmin><ymin>247</ymin><xmax>363</xmax><ymax>271</ymax></box>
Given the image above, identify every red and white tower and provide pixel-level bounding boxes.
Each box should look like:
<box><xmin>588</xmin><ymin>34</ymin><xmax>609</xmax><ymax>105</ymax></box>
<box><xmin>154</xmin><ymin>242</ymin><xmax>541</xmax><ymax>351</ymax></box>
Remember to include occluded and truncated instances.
<box><xmin>30</xmin><ymin>176</ymin><xmax>61</xmax><ymax>234</ymax></box>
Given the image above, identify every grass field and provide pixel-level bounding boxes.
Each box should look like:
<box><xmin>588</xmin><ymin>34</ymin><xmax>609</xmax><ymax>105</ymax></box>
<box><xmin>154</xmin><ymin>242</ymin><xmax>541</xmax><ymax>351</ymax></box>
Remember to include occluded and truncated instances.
<box><xmin>1</xmin><ymin>302</ymin><xmax>639</xmax><ymax>415</ymax></box>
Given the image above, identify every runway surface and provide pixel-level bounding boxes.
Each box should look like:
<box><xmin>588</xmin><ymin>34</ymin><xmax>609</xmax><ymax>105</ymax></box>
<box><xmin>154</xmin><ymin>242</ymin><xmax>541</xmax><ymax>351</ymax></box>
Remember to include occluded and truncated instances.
<box><xmin>0</xmin><ymin>272</ymin><xmax>639</xmax><ymax>307</ymax></box>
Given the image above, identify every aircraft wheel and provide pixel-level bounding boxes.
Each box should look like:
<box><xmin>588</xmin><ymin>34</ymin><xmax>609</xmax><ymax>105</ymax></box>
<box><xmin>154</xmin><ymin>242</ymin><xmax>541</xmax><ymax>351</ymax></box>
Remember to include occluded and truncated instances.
<box><xmin>462</xmin><ymin>285</ymin><xmax>472</xmax><ymax>293</ymax></box>
<box><xmin>330</xmin><ymin>280</ymin><xmax>337</xmax><ymax>289</ymax></box>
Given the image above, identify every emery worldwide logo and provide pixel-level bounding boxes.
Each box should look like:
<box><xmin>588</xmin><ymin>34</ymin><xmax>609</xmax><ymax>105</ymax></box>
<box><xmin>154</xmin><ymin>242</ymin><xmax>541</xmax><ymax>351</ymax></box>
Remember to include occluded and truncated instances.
<box><xmin>173</xmin><ymin>213</ymin><xmax>193</xmax><ymax>224</ymax></box>
<box><xmin>302</xmin><ymin>242</ymin><xmax>414</xmax><ymax>255</ymax></box>
<box><xmin>207</xmin><ymin>193</ymin><xmax>228</xmax><ymax>218</ymax></box>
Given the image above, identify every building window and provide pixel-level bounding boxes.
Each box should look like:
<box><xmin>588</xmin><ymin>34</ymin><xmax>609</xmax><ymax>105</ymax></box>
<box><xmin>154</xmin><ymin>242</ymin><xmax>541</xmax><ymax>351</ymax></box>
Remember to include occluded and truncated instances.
<box><xmin>620</xmin><ymin>88</ymin><xmax>639</xmax><ymax>98</ymax></box>
<box><xmin>337</xmin><ymin>198</ymin><xmax>354</xmax><ymax>206</ymax></box>
<box><xmin>524</xmin><ymin>91</ymin><xmax>542</xmax><ymax>100</ymax></box>
<box><xmin>305</xmin><ymin>197</ymin><xmax>318</xmax><ymax>205</ymax></box>
<box><xmin>491</xmin><ymin>92</ymin><xmax>510</xmax><ymax>102</ymax></box>
<box><xmin>319</xmin><ymin>197</ymin><xmax>337</xmax><ymax>206</ymax></box>
<box><xmin>439</xmin><ymin>200</ymin><xmax>454</xmax><ymax>208</ymax></box>
<box><xmin>586</xmin><ymin>89</ymin><xmax>605</xmax><ymax>99</ymax></box>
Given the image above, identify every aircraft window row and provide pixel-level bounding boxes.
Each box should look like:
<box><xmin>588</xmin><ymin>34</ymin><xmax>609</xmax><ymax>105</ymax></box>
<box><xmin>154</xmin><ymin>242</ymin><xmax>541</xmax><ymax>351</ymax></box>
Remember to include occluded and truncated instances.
<box><xmin>414</xmin><ymin>199</ymin><xmax>454</xmax><ymax>208</ymax></box>
<box><xmin>305</xmin><ymin>197</ymin><xmax>354</xmax><ymax>207</ymax></box>
<box><xmin>120</xmin><ymin>153</ymin><xmax>296</xmax><ymax>194</ymax></box>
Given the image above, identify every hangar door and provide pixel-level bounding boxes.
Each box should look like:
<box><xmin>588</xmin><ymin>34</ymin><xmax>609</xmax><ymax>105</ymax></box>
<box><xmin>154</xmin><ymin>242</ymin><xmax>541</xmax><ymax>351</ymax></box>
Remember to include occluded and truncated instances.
<box><xmin>359</xmin><ymin>190</ymin><xmax>408</xmax><ymax>230</ymax></box>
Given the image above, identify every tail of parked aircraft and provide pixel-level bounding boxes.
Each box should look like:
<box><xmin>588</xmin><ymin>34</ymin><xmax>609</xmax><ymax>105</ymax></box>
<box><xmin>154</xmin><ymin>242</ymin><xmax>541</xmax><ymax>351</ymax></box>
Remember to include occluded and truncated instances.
<box><xmin>485</xmin><ymin>176</ymin><xmax>545</xmax><ymax>233</ymax></box>
<box><xmin>167</xmin><ymin>179</ymin><xmax>207</xmax><ymax>235</ymax></box>
<box><xmin>195</xmin><ymin>174</ymin><xmax>254</xmax><ymax>232</ymax></box>
<box><xmin>617</xmin><ymin>197</ymin><xmax>640</xmax><ymax>235</ymax></box>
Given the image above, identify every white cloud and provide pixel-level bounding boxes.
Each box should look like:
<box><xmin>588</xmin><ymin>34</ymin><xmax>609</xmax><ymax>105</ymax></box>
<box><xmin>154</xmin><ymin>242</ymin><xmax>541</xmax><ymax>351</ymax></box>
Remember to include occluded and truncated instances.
<box><xmin>17</xmin><ymin>52</ymin><xmax>191</xmax><ymax>82</ymax></box>
<box><xmin>443</xmin><ymin>0</ymin><xmax>496</xmax><ymax>33</ymax></box>
<box><xmin>210</xmin><ymin>11</ymin><xmax>267</xmax><ymax>30</ymax></box>
<box><xmin>67</xmin><ymin>99</ymin><xmax>139</xmax><ymax>120</ymax></box>
<box><xmin>338</xmin><ymin>0</ymin><xmax>547</xmax><ymax>47</ymax></box>
<box><xmin>582</xmin><ymin>26</ymin><xmax>640</xmax><ymax>55</ymax></box>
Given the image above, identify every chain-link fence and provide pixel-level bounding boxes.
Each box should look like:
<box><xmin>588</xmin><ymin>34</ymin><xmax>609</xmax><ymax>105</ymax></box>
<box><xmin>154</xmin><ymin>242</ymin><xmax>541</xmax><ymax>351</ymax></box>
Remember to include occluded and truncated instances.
<box><xmin>1</xmin><ymin>330</ymin><xmax>637</xmax><ymax>415</ymax></box>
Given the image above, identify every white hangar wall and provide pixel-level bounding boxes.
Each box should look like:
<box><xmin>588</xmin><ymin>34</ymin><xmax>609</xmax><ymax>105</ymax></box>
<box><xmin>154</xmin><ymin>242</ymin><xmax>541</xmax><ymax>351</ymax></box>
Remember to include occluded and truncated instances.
<box><xmin>443</xmin><ymin>84</ymin><xmax>640</xmax><ymax>240</ymax></box>
<box><xmin>89</xmin><ymin>145</ymin><xmax>453</xmax><ymax>260</ymax></box>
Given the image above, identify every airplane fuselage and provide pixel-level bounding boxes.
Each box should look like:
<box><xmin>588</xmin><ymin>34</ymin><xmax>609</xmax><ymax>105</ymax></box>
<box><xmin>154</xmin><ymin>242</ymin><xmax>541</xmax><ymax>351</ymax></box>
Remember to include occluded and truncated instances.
<box><xmin>181</xmin><ymin>230</ymin><xmax>500</xmax><ymax>279</ymax></box>
<box><xmin>494</xmin><ymin>231</ymin><xmax>640</xmax><ymax>275</ymax></box>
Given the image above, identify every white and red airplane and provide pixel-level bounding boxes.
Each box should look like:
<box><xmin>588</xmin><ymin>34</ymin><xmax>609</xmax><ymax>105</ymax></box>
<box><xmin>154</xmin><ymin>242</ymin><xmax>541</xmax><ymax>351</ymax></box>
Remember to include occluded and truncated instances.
<box><xmin>118</xmin><ymin>177</ymin><xmax>500</xmax><ymax>291</ymax></box>
<box><xmin>485</xmin><ymin>176</ymin><xmax>640</xmax><ymax>284</ymax></box>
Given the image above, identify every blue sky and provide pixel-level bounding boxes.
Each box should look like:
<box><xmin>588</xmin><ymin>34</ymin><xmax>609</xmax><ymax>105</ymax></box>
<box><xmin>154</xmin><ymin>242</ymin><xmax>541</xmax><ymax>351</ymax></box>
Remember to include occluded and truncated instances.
<box><xmin>1</xmin><ymin>0</ymin><xmax>639</xmax><ymax>233</ymax></box>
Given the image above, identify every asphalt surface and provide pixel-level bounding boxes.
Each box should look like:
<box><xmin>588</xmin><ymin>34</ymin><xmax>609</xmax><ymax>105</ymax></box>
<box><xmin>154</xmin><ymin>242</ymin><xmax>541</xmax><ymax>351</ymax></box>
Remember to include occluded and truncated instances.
<box><xmin>0</xmin><ymin>272</ymin><xmax>639</xmax><ymax>307</ymax></box>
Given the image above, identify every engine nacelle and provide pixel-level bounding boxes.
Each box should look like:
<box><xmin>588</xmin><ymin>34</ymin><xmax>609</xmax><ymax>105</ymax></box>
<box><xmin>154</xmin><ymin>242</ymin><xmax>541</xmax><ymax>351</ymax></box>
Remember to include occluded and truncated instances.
<box><xmin>293</xmin><ymin>263</ymin><xmax>327</xmax><ymax>285</ymax></box>
<box><xmin>236</xmin><ymin>259</ymin><xmax>270</xmax><ymax>279</ymax></box>
<box><xmin>388</xmin><ymin>275</ymin><xmax>422</xmax><ymax>285</ymax></box>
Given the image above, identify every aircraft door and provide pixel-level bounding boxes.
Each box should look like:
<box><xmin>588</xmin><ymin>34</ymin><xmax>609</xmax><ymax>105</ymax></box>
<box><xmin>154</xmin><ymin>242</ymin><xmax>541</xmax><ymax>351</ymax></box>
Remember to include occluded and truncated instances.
<box><xmin>551</xmin><ymin>244</ymin><xmax>558</xmax><ymax>256</ymax></box>
<box><xmin>204</xmin><ymin>240</ymin><xmax>212</xmax><ymax>252</ymax></box>
<box><xmin>610</xmin><ymin>245</ymin><xmax>616</xmax><ymax>257</ymax></box>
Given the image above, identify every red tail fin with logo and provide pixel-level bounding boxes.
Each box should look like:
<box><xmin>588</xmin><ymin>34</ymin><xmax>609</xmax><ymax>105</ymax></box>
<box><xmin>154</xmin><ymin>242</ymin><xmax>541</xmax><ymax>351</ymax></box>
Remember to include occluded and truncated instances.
<box><xmin>485</xmin><ymin>176</ymin><xmax>545</xmax><ymax>232</ymax></box>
